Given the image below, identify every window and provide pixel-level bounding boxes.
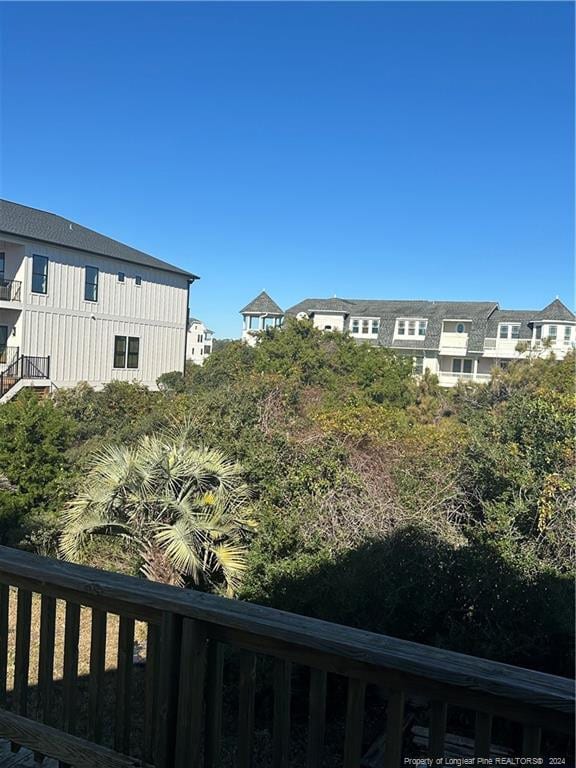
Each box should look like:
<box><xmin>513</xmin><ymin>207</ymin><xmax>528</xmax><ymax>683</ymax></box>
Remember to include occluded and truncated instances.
<box><xmin>324</xmin><ymin>325</ymin><xmax>332</xmax><ymax>331</ymax></box>
<box><xmin>204</xmin><ymin>345</ymin><xmax>211</xmax><ymax>354</ymax></box>
<box><xmin>407</xmin><ymin>320</ymin><xmax>416</xmax><ymax>336</ymax></box>
<box><xmin>362</xmin><ymin>320</ymin><xmax>369</xmax><ymax>334</ymax></box>
<box><xmin>197</xmin><ymin>334</ymin><xmax>203</xmax><ymax>342</ymax></box>
<box><xmin>0</xmin><ymin>253</ymin><xmax>4</xmax><ymax>281</ymax></box>
<box><xmin>371</xmin><ymin>320</ymin><xmax>379</xmax><ymax>335</ymax></box>
<box><xmin>248</xmin><ymin>315</ymin><xmax>259</xmax><ymax>330</ymax></box>
<box><xmin>397</xmin><ymin>320</ymin><xmax>406</xmax><ymax>336</ymax></box>
<box><xmin>418</xmin><ymin>321</ymin><xmax>427</xmax><ymax>336</ymax></box>
<box><xmin>127</xmin><ymin>337</ymin><xmax>140</xmax><ymax>368</ymax></box>
<box><xmin>351</xmin><ymin>319</ymin><xmax>360</xmax><ymax>334</ymax></box>
<box><xmin>113</xmin><ymin>336</ymin><xmax>127</xmax><ymax>368</ymax></box>
<box><xmin>396</xmin><ymin>319</ymin><xmax>426</xmax><ymax>338</ymax></box>
<box><xmin>264</xmin><ymin>317</ymin><xmax>276</xmax><ymax>329</ymax></box>
<box><xmin>118</xmin><ymin>272</ymin><xmax>125</xmax><ymax>283</ymax></box>
<box><xmin>548</xmin><ymin>325</ymin><xmax>557</xmax><ymax>340</ymax></box>
<box><xmin>535</xmin><ymin>325</ymin><xmax>542</xmax><ymax>340</ymax></box>
<box><xmin>32</xmin><ymin>255</ymin><xmax>48</xmax><ymax>294</ymax></box>
<box><xmin>499</xmin><ymin>323</ymin><xmax>520</xmax><ymax>340</ymax></box>
<box><xmin>564</xmin><ymin>326</ymin><xmax>572</xmax><ymax>344</ymax></box>
<box><xmin>135</xmin><ymin>275</ymin><xmax>142</xmax><ymax>286</ymax></box>
<box><xmin>413</xmin><ymin>357</ymin><xmax>424</xmax><ymax>375</ymax></box>
<box><xmin>456</xmin><ymin>323</ymin><xmax>465</xmax><ymax>334</ymax></box>
<box><xmin>452</xmin><ymin>359</ymin><xmax>473</xmax><ymax>374</ymax></box>
<box><xmin>84</xmin><ymin>266</ymin><xmax>99</xmax><ymax>302</ymax></box>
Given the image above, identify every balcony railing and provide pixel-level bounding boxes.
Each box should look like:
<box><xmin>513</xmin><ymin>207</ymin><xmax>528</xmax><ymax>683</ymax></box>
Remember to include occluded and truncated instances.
<box><xmin>439</xmin><ymin>332</ymin><xmax>468</xmax><ymax>352</ymax></box>
<box><xmin>0</xmin><ymin>346</ymin><xmax>19</xmax><ymax>368</ymax></box>
<box><xmin>0</xmin><ymin>279</ymin><xmax>22</xmax><ymax>303</ymax></box>
<box><xmin>438</xmin><ymin>371</ymin><xmax>492</xmax><ymax>383</ymax></box>
<box><xmin>0</xmin><ymin>355</ymin><xmax>50</xmax><ymax>399</ymax></box>
<box><xmin>0</xmin><ymin>546</ymin><xmax>572</xmax><ymax>767</ymax></box>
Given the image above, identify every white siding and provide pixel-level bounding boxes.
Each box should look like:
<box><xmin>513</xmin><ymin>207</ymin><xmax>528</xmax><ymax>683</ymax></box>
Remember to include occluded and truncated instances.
<box><xmin>3</xmin><ymin>236</ymin><xmax>190</xmax><ymax>390</ymax></box>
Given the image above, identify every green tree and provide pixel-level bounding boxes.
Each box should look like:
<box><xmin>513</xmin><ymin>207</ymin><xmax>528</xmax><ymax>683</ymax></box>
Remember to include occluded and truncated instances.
<box><xmin>0</xmin><ymin>390</ymin><xmax>74</xmax><ymax>545</ymax></box>
<box><xmin>60</xmin><ymin>424</ymin><xmax>256</xmax><ymax>595</ymax></box>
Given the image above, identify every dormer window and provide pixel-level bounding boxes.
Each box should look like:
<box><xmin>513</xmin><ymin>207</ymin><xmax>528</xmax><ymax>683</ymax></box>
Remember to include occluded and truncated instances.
<box><xmin>350</xmin><ymin>318</ymin><xmax>379</xmax><ymax>336</ymax></box>
<box><xmin>498</xmin><ymin>323</ymin><xmax>520</xmax><ymax>340</ymax></box>
<box><xmin>456</xmin><ymin>323</ymin><xmax>465</xmax><ymax>334</ymax></box>
<box><xmin>395</xmin><ymin>319</ymin><xmax>427</xmax><ymax>338</ymax></box>
<box><xmin>351</xmin><ymin>319</ymin><xmax>359</xmax><ymax>334</ymax></box>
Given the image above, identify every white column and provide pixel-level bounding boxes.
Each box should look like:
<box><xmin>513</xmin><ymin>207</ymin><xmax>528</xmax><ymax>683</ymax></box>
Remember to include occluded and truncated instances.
<box><xmin>473</xmin><ymin>358</ymin><xmax>478</xmax><ymax>381</ymax></box>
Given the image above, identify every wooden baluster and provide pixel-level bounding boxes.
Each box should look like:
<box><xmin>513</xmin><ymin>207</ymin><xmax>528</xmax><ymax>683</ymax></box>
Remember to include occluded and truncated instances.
<box><xmin>12</xmin><ymin>588</ymin><xmax>32</xmax><ymax>753</ymax></box>
<box><xmin>62</xmin><ymin>602</ymin><xmax>80</xmax><ymax>734</ymax></box>
<box><xmin>522</xmin><ymin>725</ymin><xmax>542</xmax><ymax>757</ymax></box>
<box><xmin>474</xmin><ymin>712</ymin><xmax>493</xmax><ymax>758</ymax></box>
<box><xmin>88</xmin><ymin>608</ymin><xmax>107</xmax><ymax>744</ymax></box>
<box><xmin>205</xmin><ymin>641</ymin><xmax>224</xmax><ymax>768</ymax></box>
<box><xmin>384</xmin><ymin>690</ymin><xmax>404</xmax><ymax>768</ymax></box>
<box><xmin>59</xmin><ymin>601</ymin><xmax>80</xmax><ymax>768</ymax></box>
<box><xmin>237</xmin><ymin>651</ymin><xmax>257</xmax><ymax>768</ymax></box>
<box><xmin>144</xmin><ymin>622</ymin><xmax>160</xmax><ymax>765</ymax></box>
<box><xmin>428</xmin><ymin>700</ymin><xmax>447</xmax><ymax>759</ymax></box>
<box><xmin>273</xmin><ymin>659</ymin><xmax>291</xmax><ymax>768</ymax></box>
<box><xmin>343</xmin><ymin>677</ymin><xmax>365</xmax><ymax>768</ymax></box>
<box><xmin>155</xmin><ymin>611</ymin><xmax>183</xmax><ymax>768</ymax></box>
<box><xmin>306</xmin><ymin>668</ymin><xmax>327</xmax><ymax>768</ymax></box>
<box><xmin>38</xmin><ymin>595</ymin><xmax>56</xmax><ymax>726</ymax></box>
<box><xmin>115</xmin><ymin>616</ymin><xmax>135</xmax><ymax>754</ymax></box>
<box><xmin>175</xmin><ymin>618</ymin><xmax>207</xmax><ymax>768</ymax></box>
<box><xmin>0</xmin><ymin>584</ymin><xmax>8</xmax><ymax>707</ymax></box>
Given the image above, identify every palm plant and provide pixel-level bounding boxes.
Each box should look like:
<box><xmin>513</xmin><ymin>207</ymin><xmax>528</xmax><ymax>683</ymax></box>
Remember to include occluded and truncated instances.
<box><xmin>59</xmin><ymin>424</ymin><xmax>255</xmax><ymax>595</ymax></box>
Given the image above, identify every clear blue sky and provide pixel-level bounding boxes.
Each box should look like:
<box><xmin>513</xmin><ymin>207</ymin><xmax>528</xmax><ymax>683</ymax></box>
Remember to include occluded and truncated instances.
<box><xmin>1</xmin><ymin>1</ymin><xmax>573</xmax><ymax>338</ymax></box>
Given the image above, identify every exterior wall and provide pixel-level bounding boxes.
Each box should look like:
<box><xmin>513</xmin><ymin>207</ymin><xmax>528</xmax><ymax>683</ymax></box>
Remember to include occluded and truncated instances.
<box><xmin>1</xmin><ymin>235</ymin><xmax>190</xmax><ymax>390</ymax></box>
<box><xmin>311</xmin><ymin>312</ymin><xmax>345</xmax><ymax>332</ymax></box>
<box><xmin>187</xmin><ymin>321</ymin><xmax>213</xmax><ymax>366</ymax></box>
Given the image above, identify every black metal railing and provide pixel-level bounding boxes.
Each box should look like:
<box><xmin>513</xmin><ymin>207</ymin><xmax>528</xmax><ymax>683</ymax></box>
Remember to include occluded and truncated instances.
<box><xmin>0</xmin><ymin>279</ymin><xmax>22</xmax><ymax>302</ymax></box>
<box><xmin>0</xmin><ymin>346</ymin><xmax>19</xmax><ymax>367</ymax></box>
<box><xmin>0</xmin><ymin>355</ymin><xmax>50</xmax><ymax>398</ymax></box>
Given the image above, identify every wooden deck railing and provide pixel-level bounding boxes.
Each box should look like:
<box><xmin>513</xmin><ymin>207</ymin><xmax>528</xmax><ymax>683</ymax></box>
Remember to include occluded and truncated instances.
<box><xmin>0</xmin><ymin>546</ymin><xmax>572</xmax><ymax>767</ymax></box>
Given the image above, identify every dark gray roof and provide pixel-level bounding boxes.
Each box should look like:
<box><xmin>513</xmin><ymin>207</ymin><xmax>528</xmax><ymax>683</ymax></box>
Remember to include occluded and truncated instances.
<box><xmin>0</xmin><ymin>199</ymin><xmax>198</xmax><ymax>279</ymax></box>
<box><xmin>532</xmin><ymin>299</ymin><xmax>575</xmax><ymax>322</ymax></box>
<box><xmin>241</xmin><ymin>291</ymin><xmax>283</xmax><ymax>315</ymax></box>
<box><xmin>286</xmin><ymin>298</ymin><xmax>498</xmax><ymax>352</ymax></box>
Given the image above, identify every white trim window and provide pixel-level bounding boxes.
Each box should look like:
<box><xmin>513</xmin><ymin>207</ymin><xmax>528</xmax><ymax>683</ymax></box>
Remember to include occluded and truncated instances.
<box><xmin>547</xmin><ymin>325</ymin><xmax>558</xmax><ymax>341</ymax></box>
<box><xmin>452</xmin><ymin>358</ymin><xmax>473</xmax><ymax>374</ymax></box>
<box><xmin>563</xmin><ymin>326</ymin><xmax>572</xmax><ymax>345</ymax></box>
<box><xmin>498</xmin><ymin>323</ymin><xmax>520</xmax><ymax>340</ymax></box>
<box><xmin>350</xmin><ymin>317</ymin><xmax>379</xmax><ymax>336</ymax></box>
<box><xmin>395</xmin><ymin>319</ymin><xmax>427</xmax><ymax>337</ymax></box>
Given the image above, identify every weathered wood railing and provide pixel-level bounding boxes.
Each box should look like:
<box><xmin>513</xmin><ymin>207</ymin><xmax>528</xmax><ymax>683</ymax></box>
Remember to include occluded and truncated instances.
<box><xmin>0</xmin><ymin>546</ymin><xmax>572</xmax><ymax>767</ymax></box>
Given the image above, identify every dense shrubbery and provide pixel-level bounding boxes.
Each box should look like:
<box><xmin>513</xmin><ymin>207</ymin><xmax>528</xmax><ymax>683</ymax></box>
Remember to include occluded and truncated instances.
<box><xmin>0</xmin><ymin>318</ymin><xmax>573</xmax><ymax>675</ymax></box>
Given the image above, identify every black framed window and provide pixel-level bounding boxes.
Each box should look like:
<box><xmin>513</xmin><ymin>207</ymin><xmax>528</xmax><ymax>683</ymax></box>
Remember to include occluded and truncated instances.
<box><xmin>114</xmin><ymin>336</ymin><xmax>127</xmax><ymax>368</ymax></box>
<box><xmin>84</xmin><ymin>266</ymin><xmax>99</xmax><ymax>302</ymax></box>
<box><xmin>0</xmin><ymin>253</ymin><xmax>5</xmax><ymax>281</ymax></box>
<box><xmin>127</xmin><ymin>337</ymin><xmax>140</xmax><ymax>369</ymax></box>
<box><xmin>118</xmin><ymin>272</ymin><xmax>125</xmax><ymax>283</ymax></box>
<box><xmin>32</xmin><ymin>255</ymin><xmax>48</xmax><ymax>294</ymax></box>
<box><xmin>135</xmin><ymin>275</ymin><xmax>142</xmax><ymax>286</ymax></box>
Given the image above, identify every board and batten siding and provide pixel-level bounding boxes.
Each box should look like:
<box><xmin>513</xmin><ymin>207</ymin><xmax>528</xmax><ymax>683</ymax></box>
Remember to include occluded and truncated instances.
<box><xmin>8</xmin><ymin>237</ymin><xmax>190</xmax><ymax>390</ymax></box>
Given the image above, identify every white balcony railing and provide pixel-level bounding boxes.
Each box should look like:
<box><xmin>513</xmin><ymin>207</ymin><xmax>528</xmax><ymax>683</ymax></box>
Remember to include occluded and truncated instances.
<box><xmin>439</xmin><ymin>332</ymin><xmax>468</xmax><ymax>352</ymax></box>
<box><xmin>438</xmin><ymin>371</ymin><xmax>492</xmax><ymax>386</ymax></box>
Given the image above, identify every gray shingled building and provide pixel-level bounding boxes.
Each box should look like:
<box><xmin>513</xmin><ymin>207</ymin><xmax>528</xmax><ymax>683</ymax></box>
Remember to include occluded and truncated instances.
<box><xmin>241</xmin><ymin>292</ymin><xmax>575</xmax><ymax>385</ymax></box>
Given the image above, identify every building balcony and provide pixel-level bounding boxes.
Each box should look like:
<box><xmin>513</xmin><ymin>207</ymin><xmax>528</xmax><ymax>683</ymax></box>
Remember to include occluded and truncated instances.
<box><xmin>0</xmin><ymin>545</ymin><xmax>572</xmax><ymax>767</ymax></box>
<box><xmin>0</xmin><ymin>280</ymin><xmax>22</xmax><ymax>304</ymax></box>
<box><xmin>438</xmin><ymin>371</ymin><xmax>492</xmax><ymax>387</ymax></box>
<box><xmin>439</xmin><ymin>331</ymin><xmax>469</xmax><ymax>355</ymax></box>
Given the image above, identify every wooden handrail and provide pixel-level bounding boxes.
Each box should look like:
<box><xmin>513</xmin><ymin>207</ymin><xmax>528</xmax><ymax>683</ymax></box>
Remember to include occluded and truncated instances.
<box><xmin>0</xmin><ymin>545</ymin><xmax>573</xmax><ymax>766</ymax></box>
<box><xmin>0</xmin><ymin>546</ymin><xmax>572</xmax><ymax>725</ymax></box>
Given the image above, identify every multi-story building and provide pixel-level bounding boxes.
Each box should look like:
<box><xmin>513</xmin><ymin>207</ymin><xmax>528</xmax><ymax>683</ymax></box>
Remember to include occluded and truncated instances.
<box><xmin>0</xmin><ymin>200</ymin><xmax>198</xmax><ymax>402</ymax></box>
<box><xmin>187</xmin><ymin>318</ymin><xmax>213</xmax><ymax>365</ymax></box>
<box><xmin>240</xmin><ymin>291</ymin><xmax>284</xmax><ymax>346</ymax></box>
<box><xmin>240</xmin><ymin>291</ymin><xmax>575</xmax><ymax>386</ymax></box>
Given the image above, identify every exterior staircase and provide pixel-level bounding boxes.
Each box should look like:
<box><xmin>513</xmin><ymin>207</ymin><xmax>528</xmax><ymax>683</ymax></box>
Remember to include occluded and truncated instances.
<box><xmin>0</xmin><ymin>355</ymin><xmax>51</xmax><ymax>402</ymax></box>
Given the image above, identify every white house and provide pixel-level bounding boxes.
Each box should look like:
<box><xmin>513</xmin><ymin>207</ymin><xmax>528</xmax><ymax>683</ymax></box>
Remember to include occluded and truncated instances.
<box><xmin>241</xmin><ymin>292</ymin><xmax>575</xmax><ymax>386</ymax></box>
<box><xmin>0</xmin><ymin>200</ymin><xmax>198</xmax><ymax>402</ymax></box>
<box><xmin>187</xmin><ymin>318</ymin><xmax>213</xmax><ymax>365</ymax></box>
<box><xmin>240</xmin><ymin>291</ymin><xmax>284</xmax><ymax>346</ymax></box>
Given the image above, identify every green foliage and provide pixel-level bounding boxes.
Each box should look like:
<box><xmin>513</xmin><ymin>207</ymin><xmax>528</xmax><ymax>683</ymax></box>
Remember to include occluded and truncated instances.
<box><xmin>0</xmin><ymin>390</ymin><xmax>74</xmax><ymax>545</ymax></box>
<box><xmin>60</xmin><ymin>423</ymin><xmax>256</xmax><ymax>595</ymax></box>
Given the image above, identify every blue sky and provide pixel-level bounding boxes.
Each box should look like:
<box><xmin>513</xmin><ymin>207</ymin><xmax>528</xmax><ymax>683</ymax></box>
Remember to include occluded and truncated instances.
<box><xmin>1</xmin><ymin>2</ymin><xmax>573</xmax><ymax>338</ymax></box>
